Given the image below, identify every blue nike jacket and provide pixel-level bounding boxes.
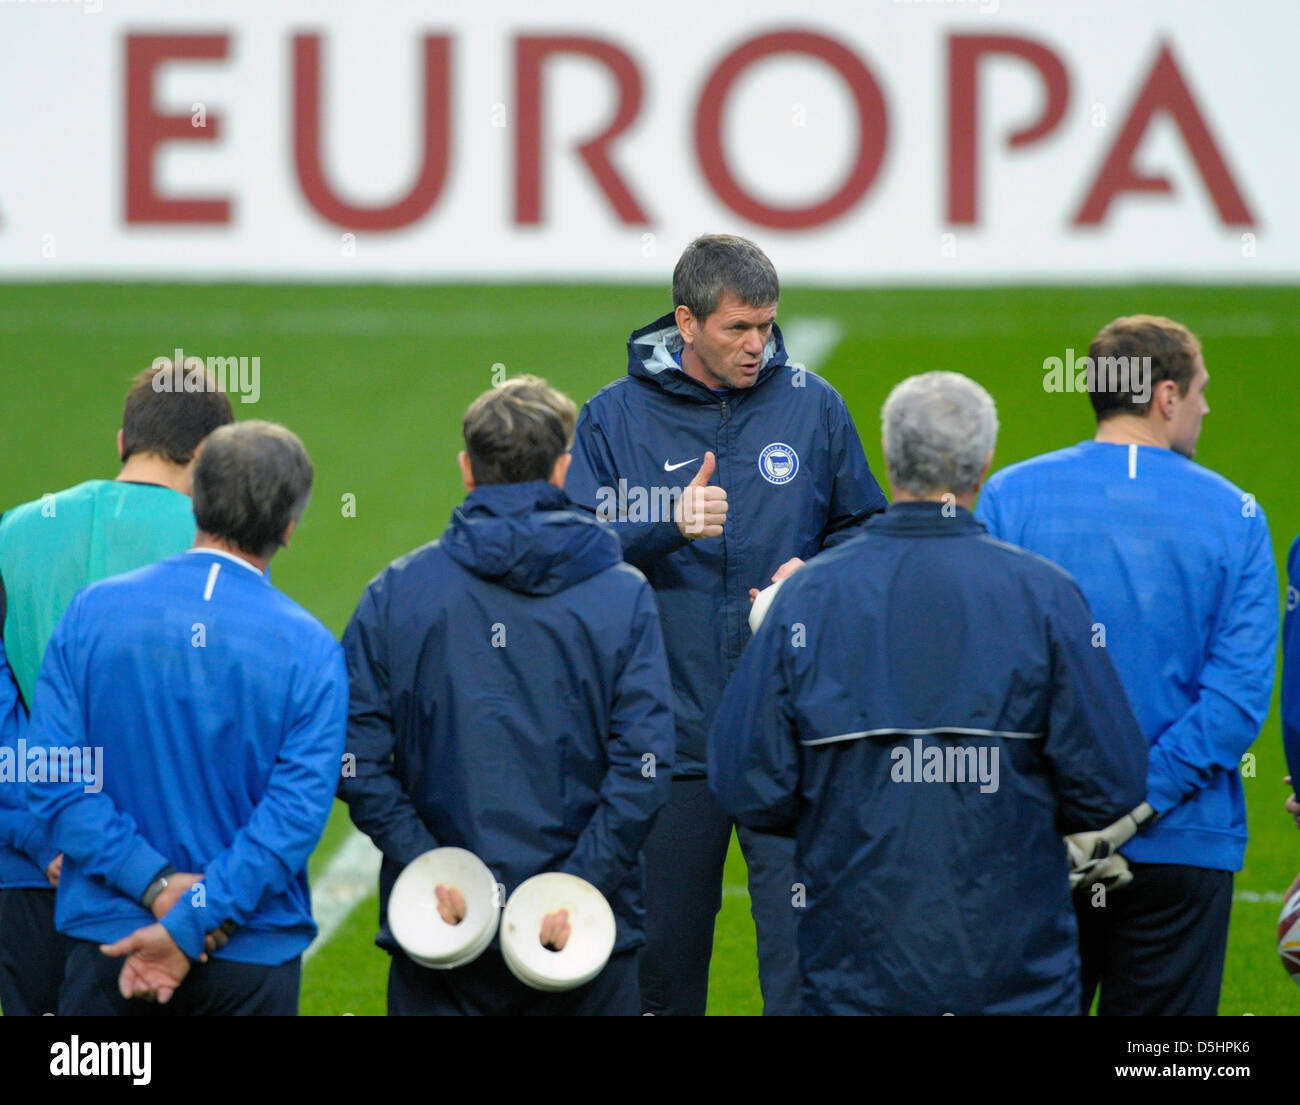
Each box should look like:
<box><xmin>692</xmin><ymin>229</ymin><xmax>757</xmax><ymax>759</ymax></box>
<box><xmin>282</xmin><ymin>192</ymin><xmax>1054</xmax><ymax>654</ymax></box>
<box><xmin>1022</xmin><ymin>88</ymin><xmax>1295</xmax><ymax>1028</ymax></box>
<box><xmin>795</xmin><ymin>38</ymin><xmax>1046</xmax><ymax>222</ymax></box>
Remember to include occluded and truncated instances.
<box><xmin>978</xmin><ymin>442</ymin><xmax>1277</xmax><ymax>871</ymax></box>
<box><xmin>709</xmin><ymin>503</ymin><xmax>1148</xmax><ymax>1015</ymax></box>
<box><xmin>566</xmin><ymin>312</ymin><xmax>888</xmax><ymax>775</ymax></box>
<box><xmin>339</xmin><ymin>481</ymin><xmax>675</xmax><ymax>955</ymax></box>
<box><xmin>26</xmin><ymin>550</ymin><xmax>348</xmax><ymax>965</ymax></box>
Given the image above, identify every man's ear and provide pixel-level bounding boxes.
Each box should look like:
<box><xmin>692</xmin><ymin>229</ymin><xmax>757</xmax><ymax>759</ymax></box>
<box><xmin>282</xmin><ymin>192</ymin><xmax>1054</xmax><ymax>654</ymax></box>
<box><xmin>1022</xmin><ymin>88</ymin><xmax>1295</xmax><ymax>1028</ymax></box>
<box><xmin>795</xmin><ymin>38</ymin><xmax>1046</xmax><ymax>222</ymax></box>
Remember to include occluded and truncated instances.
<box><xmin>550</xmin><ymin>452</ymin><xmax>572</xmax><ymax>490</ymax></box>
<box><xmin>972</xmin><ymin>449</ymin><xmax>995</xmax><ymax>494</ymax></box>
<box><xmin>1154</xmin><ymin>379</ymin><xmax>1178</xmax><ymax>420</ymax></box>
<box><xmin>280</xmin><ymin>517</ymin><xmax>298</xmax><ymax>549</ymax></box>
<box><xmin>674</xmin><ymin>304</ymin><xmax>697</xmax><ymax>345</ymax></box>
<box><xmin>458</xmin><ymin>450</ymin><xmax>476</xmax><ymax>492</ymax></box>
<box><xmin>117</xmin><ymin>429</ymin><xmax>125</xmax><ymax>463</ymax></box>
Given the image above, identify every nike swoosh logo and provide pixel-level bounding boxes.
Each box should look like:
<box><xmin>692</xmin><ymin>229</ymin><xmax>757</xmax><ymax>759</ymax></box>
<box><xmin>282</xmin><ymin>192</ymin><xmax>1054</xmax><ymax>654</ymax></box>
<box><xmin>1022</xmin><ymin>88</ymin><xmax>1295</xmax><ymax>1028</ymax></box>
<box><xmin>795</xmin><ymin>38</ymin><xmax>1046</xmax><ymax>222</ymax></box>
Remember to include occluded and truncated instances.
<box><xmin>663</xmin><ymin>457</ymin><xmax>700</xmax><ymax>472</ymax></box>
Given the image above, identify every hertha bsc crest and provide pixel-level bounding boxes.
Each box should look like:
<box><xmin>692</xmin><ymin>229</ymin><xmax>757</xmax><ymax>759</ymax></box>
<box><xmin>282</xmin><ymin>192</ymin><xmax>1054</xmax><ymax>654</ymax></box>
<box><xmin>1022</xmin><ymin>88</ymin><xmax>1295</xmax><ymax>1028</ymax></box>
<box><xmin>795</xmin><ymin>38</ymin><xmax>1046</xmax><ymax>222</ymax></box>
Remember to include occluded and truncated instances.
<box><xmin>758</xmin><ymin>443</ymin><xmax>799</xmax><ymax>485</ymax></box>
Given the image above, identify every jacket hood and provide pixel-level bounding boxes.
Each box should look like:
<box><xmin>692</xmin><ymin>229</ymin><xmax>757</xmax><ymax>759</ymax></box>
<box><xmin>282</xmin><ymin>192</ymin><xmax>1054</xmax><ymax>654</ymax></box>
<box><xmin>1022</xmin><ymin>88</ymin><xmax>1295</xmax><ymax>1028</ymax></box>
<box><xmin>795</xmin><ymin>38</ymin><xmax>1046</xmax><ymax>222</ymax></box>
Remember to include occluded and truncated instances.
<box><xmin>441</xmin><ymin>481</ymin><xmax>622</xmax><ymax>596</ymax></box>
<box><xmin>625</xmin><ymin>311</ymin><xmax>789</xmax><ymax>400</ymax></box>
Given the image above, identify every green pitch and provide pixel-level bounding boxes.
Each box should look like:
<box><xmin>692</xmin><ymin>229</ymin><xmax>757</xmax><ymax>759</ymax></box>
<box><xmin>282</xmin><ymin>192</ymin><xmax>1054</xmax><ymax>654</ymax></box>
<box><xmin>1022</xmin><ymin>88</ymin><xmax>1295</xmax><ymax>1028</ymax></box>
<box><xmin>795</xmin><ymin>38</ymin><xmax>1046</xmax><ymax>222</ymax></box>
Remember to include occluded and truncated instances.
<box><xmin>2</xmin><ymin>281</ymin><xmax>1297</xmax><ymax>1016</ymax></box>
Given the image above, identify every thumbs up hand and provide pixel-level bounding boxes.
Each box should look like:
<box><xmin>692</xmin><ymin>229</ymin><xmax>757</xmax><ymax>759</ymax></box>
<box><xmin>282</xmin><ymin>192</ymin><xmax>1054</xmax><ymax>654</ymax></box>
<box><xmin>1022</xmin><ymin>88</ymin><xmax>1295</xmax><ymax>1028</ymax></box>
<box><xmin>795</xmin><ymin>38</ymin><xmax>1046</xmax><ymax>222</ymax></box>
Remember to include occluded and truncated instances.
<box><xmin>675</xmin><ymin>451</ymin><xmax>728</xmax><ymax>539</ymax></box>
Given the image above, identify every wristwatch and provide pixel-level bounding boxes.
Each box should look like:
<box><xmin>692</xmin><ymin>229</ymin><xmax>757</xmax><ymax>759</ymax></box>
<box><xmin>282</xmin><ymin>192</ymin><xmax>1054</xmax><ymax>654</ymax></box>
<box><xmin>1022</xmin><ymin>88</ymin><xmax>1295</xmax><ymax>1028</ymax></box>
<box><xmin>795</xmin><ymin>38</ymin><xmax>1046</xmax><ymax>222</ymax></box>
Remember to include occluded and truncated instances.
<box><xmin>141</xmin><ymin>864</ymin><xmax>179</xmax><ymax>911</ymax></box>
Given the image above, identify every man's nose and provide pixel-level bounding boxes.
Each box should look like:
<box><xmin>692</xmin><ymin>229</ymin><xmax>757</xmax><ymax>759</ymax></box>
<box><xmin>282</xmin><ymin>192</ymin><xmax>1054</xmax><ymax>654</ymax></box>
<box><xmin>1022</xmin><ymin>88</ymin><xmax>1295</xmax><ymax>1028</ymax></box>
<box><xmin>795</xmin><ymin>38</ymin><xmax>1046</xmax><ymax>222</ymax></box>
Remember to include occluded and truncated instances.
<box><xmin>743</xmin><ymin>329</ymin><xmax>766</xmax><ymax>354</ymax></box>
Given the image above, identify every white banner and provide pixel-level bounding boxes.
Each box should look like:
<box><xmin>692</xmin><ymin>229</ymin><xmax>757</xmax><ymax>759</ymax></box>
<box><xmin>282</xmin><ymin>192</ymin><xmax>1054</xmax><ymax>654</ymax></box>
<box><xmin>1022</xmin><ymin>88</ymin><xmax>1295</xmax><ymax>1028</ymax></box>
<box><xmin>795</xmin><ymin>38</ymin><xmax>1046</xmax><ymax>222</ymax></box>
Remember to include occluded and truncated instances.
<box><xmin>0</xmin><ymin>0</ymin><xmax>1293</xmax><ymax>282</ymax></box>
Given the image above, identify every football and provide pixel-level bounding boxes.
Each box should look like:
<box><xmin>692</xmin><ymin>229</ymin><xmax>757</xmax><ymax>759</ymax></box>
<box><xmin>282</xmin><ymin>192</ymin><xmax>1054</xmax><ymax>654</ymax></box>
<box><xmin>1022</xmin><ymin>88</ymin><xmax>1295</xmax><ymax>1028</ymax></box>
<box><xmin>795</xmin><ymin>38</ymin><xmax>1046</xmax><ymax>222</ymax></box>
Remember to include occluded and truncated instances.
<box><xmin>1277</xmin><ymin>889</ymin><xmax>1300</xmax><ymax>985</ymax></box>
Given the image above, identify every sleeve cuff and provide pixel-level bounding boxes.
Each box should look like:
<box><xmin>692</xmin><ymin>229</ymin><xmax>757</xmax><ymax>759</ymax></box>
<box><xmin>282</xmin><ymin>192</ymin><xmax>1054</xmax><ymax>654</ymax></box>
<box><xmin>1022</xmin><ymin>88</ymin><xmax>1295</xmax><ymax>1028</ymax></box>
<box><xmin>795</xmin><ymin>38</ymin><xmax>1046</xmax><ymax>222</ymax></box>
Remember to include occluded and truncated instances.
<box><xmin>115</xmin><ymin>838</ymin><xmax>174</xmax><ymax>903</ymax></box>
<box><xmin>557</xmin><ymin>856</ymin><xmax>616</xmax><ymax>901</ymax></box>
<box><xmin>17</xmin><ymin>823</ymin><xmax>59</xmax><ymax>875</ymax></box>
<box><xmin>1144</xmin><ymin>773</ymin><xmax>1179</xmax><ymax>818</ymax></box>
<box><xmin>391</xmin><ymin>828</ymin><xmax>439</xmax><ymax>869</ymax></box>
<box><xmin>621</xmin><ymin>522</ymin><xmax>690</xmax><ymax>568</ymax></box>
<box><xmin>160</xmin><ymin>895</ymin><xmax>210</xmax><ymax>961</ymax></box>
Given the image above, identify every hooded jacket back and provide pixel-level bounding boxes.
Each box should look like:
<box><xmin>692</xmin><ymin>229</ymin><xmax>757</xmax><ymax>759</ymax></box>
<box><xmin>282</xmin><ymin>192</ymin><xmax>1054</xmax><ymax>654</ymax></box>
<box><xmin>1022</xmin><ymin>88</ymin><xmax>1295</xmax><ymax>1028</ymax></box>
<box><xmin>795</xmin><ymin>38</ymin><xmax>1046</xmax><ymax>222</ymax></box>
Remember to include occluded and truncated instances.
<box><xmin>566</xmin><ymin>313</ymin><xmax>887</xmax><ymax>775</ymax></box>
<box><xmin>339</xmin><ymin>482</ymin><xmax>675</xmax><ymax>954</ymax></box>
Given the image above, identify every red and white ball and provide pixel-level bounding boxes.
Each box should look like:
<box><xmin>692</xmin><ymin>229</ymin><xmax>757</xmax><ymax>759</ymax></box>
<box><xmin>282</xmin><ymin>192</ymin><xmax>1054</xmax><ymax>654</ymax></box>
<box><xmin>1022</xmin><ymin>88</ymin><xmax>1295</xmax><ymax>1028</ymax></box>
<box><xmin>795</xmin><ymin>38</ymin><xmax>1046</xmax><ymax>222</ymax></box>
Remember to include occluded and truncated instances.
<box><xmin>1277</xmin><ymin>889</ymin><xmax>1300</xmax><ymax>985</ymax></box>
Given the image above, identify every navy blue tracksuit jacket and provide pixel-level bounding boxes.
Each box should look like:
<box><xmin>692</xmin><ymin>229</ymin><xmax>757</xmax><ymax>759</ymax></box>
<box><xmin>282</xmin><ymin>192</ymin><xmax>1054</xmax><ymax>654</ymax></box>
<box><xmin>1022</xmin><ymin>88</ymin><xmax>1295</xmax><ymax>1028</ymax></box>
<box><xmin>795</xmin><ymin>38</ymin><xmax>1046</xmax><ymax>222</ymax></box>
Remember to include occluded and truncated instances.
<box><xmin>709</xmin><ymin>503</ymin><xmax>1148</xmax><ymax>1015</ymax></box>
<box><xmin>566</xmin><ymin>312</ymin><xmax>888</xmax><ymax>776</ymax></box>
<box><xmin>339</xmin><ymin>481</ymin><xmax>675</xmax><ymax>954</ymax></box>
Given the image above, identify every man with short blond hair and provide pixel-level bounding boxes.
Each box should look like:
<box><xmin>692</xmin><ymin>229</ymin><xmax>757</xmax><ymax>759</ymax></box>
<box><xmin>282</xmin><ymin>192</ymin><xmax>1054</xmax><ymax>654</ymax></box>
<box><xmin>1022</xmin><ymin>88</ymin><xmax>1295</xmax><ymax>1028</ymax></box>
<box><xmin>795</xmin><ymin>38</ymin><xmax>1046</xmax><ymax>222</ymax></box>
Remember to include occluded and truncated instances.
<box><xmin>341</xmin><ymin>374</ymin><xmax>674</xmax><ymax>1016</ymax></box>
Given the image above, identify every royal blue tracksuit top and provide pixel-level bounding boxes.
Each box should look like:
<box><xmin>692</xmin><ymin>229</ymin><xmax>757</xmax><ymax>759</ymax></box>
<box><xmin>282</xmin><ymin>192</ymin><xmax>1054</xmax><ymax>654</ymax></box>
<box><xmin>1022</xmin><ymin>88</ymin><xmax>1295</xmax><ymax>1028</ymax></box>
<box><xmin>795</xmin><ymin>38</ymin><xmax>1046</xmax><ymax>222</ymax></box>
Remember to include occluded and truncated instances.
<box><xmin>25</xmin><ymin>550</ymin><xmax>348</xmax><ymax>965</ymax></box>
<box><xmin>978</xmin><ymin>441</ymin><xmax>1277</xmax><ymax>872</ymax></box>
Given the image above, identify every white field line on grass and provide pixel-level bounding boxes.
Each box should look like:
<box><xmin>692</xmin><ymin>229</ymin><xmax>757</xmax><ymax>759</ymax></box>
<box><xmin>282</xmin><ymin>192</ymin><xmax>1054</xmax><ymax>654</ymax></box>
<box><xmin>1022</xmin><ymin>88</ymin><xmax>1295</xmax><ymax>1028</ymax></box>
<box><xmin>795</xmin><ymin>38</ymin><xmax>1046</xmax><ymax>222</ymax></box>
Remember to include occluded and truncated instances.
<box><xmin>305</xmin><ymin>316</ymin><xmax>846</xmax><ymax>960</ymax></box>
<box><xmin>782</xmin><ymin>317</ymin><xmax>845</xmax><ymax>376</ymax></box>
<box><xmin>1236</xmin><ymin>890</ymin><xmax>1286</xmax><ymax>904</ymax></box>
<box><xmin>304</xmin><ymin>830</ymin><xmax>383</xmax><ymax>962</ymax></box>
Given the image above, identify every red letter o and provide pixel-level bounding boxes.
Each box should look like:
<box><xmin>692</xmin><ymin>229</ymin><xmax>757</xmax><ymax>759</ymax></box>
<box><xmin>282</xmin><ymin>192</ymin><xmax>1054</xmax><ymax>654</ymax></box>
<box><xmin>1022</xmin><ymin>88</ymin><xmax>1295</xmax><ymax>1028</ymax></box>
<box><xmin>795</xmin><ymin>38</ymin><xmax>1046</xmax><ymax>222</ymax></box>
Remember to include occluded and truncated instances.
<box><xmin>695</xmin><ymin>30</ymin><xmax>888</xmax><ymax>229</ymax></box>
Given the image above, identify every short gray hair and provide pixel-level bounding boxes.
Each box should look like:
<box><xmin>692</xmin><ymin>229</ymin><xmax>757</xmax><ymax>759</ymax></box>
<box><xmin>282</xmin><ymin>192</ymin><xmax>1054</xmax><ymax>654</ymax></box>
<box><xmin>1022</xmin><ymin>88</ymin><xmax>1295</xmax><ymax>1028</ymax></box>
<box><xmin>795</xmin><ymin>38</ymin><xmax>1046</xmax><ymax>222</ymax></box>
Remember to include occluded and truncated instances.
<box><xmin>192</xmin><ymin>421</ymin><xmax>314</xmax><ymax>558</ymax></box>
<box><xmin>881</xmin><ymin>372</ymin><xmax>999</xmax><ymax>497</ymax></box>
<box><xmin>672</xmin><ymin>234</ymin><xmax>779</xmax><ymax>321</ymax></box>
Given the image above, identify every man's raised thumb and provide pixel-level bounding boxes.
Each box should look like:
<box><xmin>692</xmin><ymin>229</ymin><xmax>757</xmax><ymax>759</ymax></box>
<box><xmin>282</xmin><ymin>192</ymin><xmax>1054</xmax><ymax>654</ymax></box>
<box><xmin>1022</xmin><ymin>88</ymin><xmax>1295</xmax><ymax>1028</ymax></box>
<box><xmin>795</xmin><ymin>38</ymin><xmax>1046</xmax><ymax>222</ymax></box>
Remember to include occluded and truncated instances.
<box><xmin>690</xmin><ymin>451</ymin><xmax>716</xmax><ymax>487</ymax></box>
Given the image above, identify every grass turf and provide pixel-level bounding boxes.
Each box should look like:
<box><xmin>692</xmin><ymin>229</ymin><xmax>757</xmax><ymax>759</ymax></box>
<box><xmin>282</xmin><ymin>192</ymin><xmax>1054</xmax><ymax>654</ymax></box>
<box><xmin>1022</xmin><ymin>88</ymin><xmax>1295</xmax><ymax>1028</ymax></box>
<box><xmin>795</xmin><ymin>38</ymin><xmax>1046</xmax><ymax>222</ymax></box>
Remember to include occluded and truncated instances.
<box><xmin>2</xmin><ymin>281</ymin><xmax>1297</xmax><ymax>1015</ymax></box>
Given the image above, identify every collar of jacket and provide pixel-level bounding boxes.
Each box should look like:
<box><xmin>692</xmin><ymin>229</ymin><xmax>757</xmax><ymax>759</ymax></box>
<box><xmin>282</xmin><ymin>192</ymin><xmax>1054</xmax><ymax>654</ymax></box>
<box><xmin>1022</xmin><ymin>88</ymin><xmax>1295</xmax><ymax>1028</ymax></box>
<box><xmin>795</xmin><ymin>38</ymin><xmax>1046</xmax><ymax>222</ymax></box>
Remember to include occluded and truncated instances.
<box><xmin>865</xmin><ymin>500</ymin><xmax>986</xmax><ymax>536</ymax></box>
<box><xmin>624</xmin><ymin>311</ymin><xmax>790</xmax><ymax>403</ymax></box>
<box><xmin>458</xmin><ymin>479</ymin><xmax>571</xmax><ymax>518</ymax></box>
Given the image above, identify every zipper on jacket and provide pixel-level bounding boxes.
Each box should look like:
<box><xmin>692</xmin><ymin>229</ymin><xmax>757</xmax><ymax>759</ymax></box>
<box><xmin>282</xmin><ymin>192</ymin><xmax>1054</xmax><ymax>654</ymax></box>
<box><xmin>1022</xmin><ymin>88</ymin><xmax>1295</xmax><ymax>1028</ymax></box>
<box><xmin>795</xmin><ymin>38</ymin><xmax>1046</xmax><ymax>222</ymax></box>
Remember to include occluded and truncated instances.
<box><xmin>720</xmin><ymin>400</ymin><xmax>729</xmax><ymax>421</ymax></box>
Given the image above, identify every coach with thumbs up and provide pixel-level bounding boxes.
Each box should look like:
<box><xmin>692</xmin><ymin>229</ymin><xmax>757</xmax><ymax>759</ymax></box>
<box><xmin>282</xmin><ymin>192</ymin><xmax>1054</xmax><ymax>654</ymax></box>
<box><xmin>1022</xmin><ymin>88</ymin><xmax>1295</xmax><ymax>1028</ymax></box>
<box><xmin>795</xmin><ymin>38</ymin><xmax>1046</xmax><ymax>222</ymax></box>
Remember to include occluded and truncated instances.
<box><xmin>567</xmin><ymin>235</ymin><xmax>887</xmax><ymax>1016</ymax></box>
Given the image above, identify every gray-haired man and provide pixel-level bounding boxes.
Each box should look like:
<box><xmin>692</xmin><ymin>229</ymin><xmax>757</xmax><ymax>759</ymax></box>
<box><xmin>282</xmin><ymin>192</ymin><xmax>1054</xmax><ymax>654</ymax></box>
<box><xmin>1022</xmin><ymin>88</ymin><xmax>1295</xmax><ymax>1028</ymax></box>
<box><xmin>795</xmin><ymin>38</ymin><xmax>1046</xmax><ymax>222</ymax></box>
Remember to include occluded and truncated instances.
<box><xmin>566</xmin><ymin>235</ymin><xmax>888</xmax><ymax>1015</ymax></box>
<box><xmin>709</xmin><ymin>372</ymin><xmax>1147</xmax><ymax>1014</ymax></box>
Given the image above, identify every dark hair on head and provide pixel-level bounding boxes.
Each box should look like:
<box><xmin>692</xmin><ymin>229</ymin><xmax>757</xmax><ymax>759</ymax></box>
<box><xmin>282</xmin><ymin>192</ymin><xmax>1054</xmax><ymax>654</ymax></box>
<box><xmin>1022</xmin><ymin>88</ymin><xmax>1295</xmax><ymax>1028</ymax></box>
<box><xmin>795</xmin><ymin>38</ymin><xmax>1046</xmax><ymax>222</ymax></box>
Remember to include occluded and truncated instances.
<box><xmin>191</xmin><ymin>421</ymin><xmax>314</xmax><ymax>558</ymax></box>
<box><xmin>1088</xmin><ymin>315</ymin><xmax>1202</xmax><ymax>421</ymax></box>
<box><xmin>672</xmin><ymin>234</ymin><xmax>779</xmax><ymax>322</ymax></box>
<box><xmin>462</xmin><ymin>375</ymin><xmax>577</xmax><ymax>487</ymax></box>
<box><xmin>123</xmin><ymin>360</ymin><xmax>235</xmax><ymax>465</ymax></box>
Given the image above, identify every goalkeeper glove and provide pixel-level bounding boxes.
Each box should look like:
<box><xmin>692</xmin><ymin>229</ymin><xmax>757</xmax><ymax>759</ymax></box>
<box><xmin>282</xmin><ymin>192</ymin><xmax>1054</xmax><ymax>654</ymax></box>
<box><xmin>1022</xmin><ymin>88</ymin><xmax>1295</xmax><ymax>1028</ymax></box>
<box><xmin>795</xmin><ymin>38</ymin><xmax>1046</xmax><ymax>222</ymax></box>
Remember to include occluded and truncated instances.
<box><xmin>1066</xmin><ymin>801</ymin><xmax>1157</xmax><ymax>892</ymax></box>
